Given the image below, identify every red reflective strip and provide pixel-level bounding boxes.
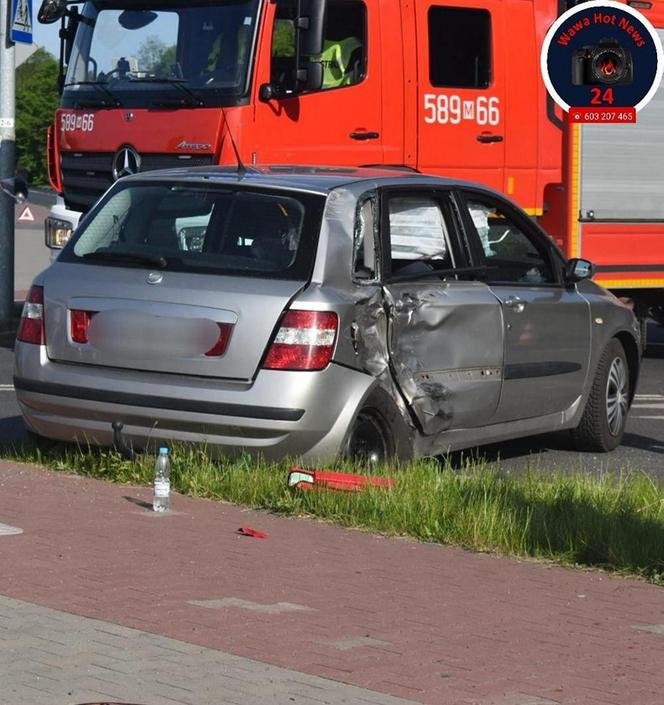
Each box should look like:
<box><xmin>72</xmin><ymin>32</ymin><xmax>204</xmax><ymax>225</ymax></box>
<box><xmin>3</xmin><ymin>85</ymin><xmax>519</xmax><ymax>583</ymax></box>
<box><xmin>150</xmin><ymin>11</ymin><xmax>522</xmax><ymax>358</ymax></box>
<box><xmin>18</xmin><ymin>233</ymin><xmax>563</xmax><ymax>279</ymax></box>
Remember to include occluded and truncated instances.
<box><xmin>70</xmin><ymin>310</ymin><xmax>93</xmax><ymax>344</ymax></box>
<box><xmin>288</xmin><ymin>467</ymin><xmax>396</xmax><ymax>492</ymax></box>
<box><xmin>205</xmin><ymin>322</ymin><xmax>234</xmax><ymax>357</ymax></box>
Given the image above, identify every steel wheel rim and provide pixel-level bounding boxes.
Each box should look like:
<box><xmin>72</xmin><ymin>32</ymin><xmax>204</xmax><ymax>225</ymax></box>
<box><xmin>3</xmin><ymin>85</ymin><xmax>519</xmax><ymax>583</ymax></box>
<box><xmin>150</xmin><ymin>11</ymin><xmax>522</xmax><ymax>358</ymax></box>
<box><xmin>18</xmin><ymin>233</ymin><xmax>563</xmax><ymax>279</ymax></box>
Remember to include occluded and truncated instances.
<box><xmin>348</xmin><ymin>412</ymin><xmax>389</xmax><ymax>464</ymax></box>
<box><xmin>606</xmin><ymin>356</ymin><xmax>628</xmax><ymax>436</ymax></box>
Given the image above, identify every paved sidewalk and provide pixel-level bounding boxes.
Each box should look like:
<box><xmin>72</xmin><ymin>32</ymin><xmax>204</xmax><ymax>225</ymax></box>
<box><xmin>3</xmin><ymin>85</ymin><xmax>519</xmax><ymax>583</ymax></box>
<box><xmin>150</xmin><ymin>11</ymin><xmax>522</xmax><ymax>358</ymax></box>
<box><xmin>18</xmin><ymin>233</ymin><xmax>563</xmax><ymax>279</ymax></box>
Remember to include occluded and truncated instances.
<box><xmin>0</xmin><ymin>460</ymin><xmax>662</xmax><ymax>705</ymax></box>
<box><xmin>0</xmin><ymin>594</ymin><xmax>417</xmax><ymax>705</ymax></box>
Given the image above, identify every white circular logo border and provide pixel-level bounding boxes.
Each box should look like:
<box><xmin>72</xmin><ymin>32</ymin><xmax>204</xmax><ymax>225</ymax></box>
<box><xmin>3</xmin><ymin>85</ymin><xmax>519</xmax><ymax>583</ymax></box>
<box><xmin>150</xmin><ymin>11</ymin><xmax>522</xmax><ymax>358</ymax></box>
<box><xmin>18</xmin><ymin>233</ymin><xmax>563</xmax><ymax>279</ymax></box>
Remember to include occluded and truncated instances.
<box><xmin>540</xmin><ymin>0</ymin><xmax>664</xmax><ymax>112</ymax></box>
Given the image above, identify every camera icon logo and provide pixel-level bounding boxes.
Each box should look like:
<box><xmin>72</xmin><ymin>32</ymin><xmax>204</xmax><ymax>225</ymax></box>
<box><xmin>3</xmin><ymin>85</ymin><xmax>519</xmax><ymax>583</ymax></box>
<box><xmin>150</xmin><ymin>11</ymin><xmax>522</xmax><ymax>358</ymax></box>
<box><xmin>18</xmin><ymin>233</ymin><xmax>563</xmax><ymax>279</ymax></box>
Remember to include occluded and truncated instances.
<box><xmin>571</xmin><ymin>39</ymin><xmax>633</xmax><ymax>86</ymax></box>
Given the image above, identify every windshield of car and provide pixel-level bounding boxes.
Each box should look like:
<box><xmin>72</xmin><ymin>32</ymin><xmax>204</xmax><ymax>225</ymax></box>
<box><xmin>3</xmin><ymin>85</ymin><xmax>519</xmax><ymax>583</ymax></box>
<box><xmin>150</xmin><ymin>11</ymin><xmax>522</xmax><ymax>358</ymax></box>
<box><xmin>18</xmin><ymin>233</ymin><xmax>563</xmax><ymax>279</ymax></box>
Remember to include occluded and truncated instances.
<box><xmin>60</xmin><ymin>181</ymin><xmax>326</xmax><ymax>281</ymax></box>
<box><xmin>63</xmin><ymin>0</ymin><xmax>260</xmax><ymax>108</ymax></box>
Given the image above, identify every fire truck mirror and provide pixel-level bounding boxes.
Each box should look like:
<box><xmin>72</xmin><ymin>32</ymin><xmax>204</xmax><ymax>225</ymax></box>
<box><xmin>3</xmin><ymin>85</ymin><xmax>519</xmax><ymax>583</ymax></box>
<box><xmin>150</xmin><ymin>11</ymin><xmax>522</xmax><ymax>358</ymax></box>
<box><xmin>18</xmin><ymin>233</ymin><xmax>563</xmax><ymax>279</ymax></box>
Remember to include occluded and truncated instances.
<box><xmin>296</xmin><ymin>0</ymin><xmax>327</xmax><ymax>57</ymax></box>
<box><xmin>303</xmin><ymin>61</ymin><xmax>324</xmax><ymax>92</ymax></box>
<box><xmin>63</xmin><ymin>7</ymin><xmax>79</xmax><ymax>66</ymax></box>
<box><xmin>37</xmin><ymin>0</ymin><xmax>67</xmax><ymax>24</ymax></box>
<box><xmin>259</xmin><ymin>83</ymin><xmax>275</xmax><ymax>102</ymax></box>
<box><xmin>118</xmin><ymin>10</ymin><xmax>159</xmax><ymax>31</ymax></box>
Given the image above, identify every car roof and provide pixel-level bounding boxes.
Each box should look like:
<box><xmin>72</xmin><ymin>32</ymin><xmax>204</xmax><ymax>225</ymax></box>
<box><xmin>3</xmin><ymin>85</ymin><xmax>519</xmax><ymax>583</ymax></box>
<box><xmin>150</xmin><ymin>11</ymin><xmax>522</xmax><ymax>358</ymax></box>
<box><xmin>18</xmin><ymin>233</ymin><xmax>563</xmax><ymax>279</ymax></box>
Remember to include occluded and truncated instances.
<box><xmin>121</xmin><ymin>164</ymin><xmax>498</xmax><ymax>197</ymax></box>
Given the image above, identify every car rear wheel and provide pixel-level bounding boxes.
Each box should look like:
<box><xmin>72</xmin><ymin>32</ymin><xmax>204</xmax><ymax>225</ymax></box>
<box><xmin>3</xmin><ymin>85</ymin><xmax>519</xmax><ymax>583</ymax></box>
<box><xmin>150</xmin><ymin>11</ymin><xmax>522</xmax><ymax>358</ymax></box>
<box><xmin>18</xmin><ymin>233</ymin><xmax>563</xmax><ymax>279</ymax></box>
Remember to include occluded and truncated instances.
<box><xmin>343</xmin><ymin>388</ymin><xmax>414</xmax><ymax>465</ymax></box>
<box><xmin>572</xmin><ymin>338</ymin><xmax>630</xmax><ymax>452</ymax></box>
<box><xmin>345</xmin><ymin>409</ymin><xmax>392</xmax><ymax>465</ymax></box>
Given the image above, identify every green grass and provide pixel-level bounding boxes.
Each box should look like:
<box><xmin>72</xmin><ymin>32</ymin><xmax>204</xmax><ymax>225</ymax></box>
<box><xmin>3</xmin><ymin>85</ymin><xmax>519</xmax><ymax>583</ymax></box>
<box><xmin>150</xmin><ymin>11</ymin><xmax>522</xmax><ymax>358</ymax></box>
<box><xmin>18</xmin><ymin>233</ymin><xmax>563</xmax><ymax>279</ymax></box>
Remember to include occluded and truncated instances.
<box><xmin>3</xmin><ymin>441</ymin><xmax>664</xmax><ymax>584</ymax></box>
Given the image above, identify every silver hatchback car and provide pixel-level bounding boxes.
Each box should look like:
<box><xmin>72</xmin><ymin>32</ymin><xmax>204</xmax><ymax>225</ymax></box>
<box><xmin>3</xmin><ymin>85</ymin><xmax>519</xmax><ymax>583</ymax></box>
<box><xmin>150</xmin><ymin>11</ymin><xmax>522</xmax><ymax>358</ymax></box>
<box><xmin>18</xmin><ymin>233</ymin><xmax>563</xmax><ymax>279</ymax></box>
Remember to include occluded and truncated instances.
<box><xmin>15</xmin><ymin>166</ymin><xmax>639</xmax><ymax>462</ymax></box>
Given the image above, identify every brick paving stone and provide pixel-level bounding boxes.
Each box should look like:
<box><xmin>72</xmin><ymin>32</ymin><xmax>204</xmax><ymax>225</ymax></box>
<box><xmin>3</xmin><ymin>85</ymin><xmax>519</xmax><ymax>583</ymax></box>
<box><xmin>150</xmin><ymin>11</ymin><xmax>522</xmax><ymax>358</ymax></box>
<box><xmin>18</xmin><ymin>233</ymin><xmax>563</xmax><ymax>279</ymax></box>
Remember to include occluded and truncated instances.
<box><xmin>0</xmin><ymin>595</ymin><xmax>419</xmax><ymax>705</ymax></box>
<box><xmin>0</xmin><ymin>460</ymin><xmax>662</xmax><ymax>704</ymax></box>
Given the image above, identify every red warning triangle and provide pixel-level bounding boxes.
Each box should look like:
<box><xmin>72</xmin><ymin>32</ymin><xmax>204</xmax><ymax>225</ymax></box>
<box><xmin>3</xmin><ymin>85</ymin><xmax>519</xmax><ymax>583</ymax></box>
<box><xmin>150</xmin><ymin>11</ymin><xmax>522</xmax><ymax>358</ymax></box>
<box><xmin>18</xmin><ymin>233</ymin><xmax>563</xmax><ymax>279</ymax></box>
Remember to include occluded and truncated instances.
<box><xmin>17</xmin><ymin>206</ymin><xmax>34</xmax><ymax>222</ymax></box>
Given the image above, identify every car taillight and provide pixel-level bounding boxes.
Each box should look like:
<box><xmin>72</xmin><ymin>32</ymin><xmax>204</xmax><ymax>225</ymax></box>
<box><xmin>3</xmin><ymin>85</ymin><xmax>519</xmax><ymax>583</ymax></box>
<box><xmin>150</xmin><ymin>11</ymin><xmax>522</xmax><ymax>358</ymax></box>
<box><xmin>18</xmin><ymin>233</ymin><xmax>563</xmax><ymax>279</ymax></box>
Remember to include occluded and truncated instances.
<box><xmin>263</xmin><ymin>310</ymin><xmax>338</xmax><ymax>371</ymax></box>
<box><xmin>17</xmin><ymin>286</ymin><xmax>46</xmax><ymax>345</ymax></box>
<box><xmin>205</xmin><ymin>323</ymin><xmax>234</xmax><ymax>357</ymax></box>
<box><xmin>70</xmin><ymin>310</ymin><xmax>93</xmax><ymax>344</ymax></box>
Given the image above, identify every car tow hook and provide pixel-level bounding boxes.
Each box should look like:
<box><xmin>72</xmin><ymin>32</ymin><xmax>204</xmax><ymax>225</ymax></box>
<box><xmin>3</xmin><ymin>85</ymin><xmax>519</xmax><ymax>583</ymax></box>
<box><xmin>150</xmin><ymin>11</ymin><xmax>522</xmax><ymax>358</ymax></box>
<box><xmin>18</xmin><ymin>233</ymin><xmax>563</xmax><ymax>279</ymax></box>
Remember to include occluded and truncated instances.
<box><xmin>112</xmin><ymin>420</ymin><xmax>140</xmax><ymax>461</ymax></box>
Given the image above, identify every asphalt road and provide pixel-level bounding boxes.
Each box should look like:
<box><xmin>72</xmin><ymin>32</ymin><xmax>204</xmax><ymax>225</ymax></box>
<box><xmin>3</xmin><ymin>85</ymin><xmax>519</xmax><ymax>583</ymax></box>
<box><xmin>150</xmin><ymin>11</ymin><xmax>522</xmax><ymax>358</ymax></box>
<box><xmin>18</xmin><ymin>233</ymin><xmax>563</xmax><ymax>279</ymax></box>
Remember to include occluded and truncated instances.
<box><xmin>1</xmin><ymin>195</ymin><xmax>663</xmax><ymax>477</ymax></box>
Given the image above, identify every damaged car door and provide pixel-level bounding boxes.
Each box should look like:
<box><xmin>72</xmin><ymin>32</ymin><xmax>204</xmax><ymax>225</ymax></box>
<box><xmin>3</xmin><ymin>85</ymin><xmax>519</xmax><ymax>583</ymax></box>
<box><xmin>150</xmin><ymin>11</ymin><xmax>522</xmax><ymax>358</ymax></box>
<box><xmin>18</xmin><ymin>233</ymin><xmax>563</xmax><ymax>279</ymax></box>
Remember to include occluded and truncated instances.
<box><xmin>379</xmin><ymin>189</ymin><xmax>505</xmax><ymax>435</ymax></box>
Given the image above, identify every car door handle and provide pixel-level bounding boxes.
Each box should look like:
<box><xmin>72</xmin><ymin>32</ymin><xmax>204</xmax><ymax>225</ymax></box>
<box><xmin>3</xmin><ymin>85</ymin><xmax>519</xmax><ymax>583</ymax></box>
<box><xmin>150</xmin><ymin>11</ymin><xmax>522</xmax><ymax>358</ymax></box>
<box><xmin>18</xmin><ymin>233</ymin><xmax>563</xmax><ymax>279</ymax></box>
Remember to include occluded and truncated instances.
<box><xmin>477</xmin><ymin>133</ymin><xmax>504</xmax><ymax>143</ymax></box>
<box><xmin>350</xmin><ymin>131</ymin><xmax>380</xmax><ymax>141</ymax></box>
<box><xmin>504</xmin><ymin>296</ymin><xmax>527</xmax><ymax>313</ymax></box>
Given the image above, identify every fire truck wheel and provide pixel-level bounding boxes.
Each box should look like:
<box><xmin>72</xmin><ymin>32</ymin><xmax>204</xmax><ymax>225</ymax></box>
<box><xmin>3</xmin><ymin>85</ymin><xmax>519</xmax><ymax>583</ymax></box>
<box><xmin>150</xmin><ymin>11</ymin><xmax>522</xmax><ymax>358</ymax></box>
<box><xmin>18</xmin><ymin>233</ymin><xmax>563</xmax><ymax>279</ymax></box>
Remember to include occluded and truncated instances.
<box><xmin>572</xmin><ymin>338</ymin><xmax>629</xmax><ymax>452</ymax></box>
<box><xmin>343</xmin><ymin>388</ymin><xmax>413</xmax><ymax>465</ymax></box>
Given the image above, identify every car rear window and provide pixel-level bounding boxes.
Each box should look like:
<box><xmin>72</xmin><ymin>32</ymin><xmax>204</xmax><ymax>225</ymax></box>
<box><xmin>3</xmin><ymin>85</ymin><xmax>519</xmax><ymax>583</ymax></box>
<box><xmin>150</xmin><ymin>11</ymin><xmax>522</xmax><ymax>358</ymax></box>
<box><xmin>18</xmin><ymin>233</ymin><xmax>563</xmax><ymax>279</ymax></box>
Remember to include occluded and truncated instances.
<box><xmin>61</xmin><ymin>182</ymin><xmax>326</xmax><ymax>280</ymax></box>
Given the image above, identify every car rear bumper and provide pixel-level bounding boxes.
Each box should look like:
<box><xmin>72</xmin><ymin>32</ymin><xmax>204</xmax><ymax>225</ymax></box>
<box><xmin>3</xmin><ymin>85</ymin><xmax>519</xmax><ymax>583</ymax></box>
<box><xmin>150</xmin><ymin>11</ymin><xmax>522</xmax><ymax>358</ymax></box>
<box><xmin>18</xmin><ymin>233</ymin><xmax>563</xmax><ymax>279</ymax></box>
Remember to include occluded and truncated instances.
<box><xmin>14</xmin><ymin>344</ymin><xmax>375</xmax><ymax>461</ymax></box>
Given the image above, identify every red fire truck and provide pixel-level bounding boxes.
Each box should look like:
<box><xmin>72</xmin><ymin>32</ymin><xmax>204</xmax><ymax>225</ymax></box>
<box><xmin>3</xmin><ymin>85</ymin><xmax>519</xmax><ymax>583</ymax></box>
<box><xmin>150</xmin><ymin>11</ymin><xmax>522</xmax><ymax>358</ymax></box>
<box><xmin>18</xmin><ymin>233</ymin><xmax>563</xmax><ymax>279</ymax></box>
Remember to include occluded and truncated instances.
<box><xmin>39</xmin><ymin>0</ymin><xmax>664</xmax><ymax>332</ymax></box>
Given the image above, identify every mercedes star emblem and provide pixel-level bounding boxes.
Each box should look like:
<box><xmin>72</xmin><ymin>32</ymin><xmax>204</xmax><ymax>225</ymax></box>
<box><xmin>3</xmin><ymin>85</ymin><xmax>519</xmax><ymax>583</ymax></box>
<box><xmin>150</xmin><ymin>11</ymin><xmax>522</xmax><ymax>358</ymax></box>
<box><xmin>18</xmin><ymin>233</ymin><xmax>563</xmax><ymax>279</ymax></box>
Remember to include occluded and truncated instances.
<box><xmin>112</xmin><ymin>146</ymin><xmax>141</xmax><ymax>180</ymax></box>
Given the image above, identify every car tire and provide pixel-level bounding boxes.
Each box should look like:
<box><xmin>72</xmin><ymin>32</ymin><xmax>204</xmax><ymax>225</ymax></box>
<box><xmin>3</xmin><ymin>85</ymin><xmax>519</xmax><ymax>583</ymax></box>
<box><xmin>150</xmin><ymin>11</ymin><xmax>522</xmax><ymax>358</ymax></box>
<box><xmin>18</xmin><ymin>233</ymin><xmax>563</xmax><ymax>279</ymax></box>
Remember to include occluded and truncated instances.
<box><xmin>343</xmin><ymin>388</ymin><xmax>414</xmax><ymax>465</ymax></box>
<box><xmin>572</xmin><ymin>338</ymin><xmax>630</xmax><ymax>452</ymax></box>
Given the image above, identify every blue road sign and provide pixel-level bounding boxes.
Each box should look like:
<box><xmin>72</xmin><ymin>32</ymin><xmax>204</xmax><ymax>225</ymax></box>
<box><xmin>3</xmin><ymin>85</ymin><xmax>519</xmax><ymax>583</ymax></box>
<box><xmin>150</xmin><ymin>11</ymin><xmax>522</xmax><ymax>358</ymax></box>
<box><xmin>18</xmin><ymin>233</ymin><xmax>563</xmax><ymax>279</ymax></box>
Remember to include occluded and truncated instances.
<box><xmin>11</xmin><ymin>0</ymin><xmax>33</xmax><ymax>44</ymax></box>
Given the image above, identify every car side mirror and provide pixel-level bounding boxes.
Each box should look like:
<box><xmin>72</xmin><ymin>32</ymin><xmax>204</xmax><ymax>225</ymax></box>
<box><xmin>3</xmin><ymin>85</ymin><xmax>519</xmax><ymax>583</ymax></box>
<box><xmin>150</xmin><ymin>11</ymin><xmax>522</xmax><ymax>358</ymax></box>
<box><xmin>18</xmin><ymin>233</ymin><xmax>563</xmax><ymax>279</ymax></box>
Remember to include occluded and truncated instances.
<box><xmin>565</xmin><ymin>257</ymin><xmax>594</xmax><ymax>284</ymax></box>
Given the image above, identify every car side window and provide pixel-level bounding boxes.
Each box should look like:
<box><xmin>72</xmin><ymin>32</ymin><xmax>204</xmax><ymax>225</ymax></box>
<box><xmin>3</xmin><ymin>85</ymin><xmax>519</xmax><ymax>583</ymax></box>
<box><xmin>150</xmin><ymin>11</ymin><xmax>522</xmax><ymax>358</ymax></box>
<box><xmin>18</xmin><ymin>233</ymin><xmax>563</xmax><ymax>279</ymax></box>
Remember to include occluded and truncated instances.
<box><xmin>386</xmin><ymin>195</ymin><xmax>456</xmax><ymax>278</ymax></box>
<box><xmin>463</xmin><ymin>195</ymin><xmax>556</xmax><ymax>285</ymax></box>
<box><xmin>271</xmin><ymin>0</ymin><xmax>366</xmax><ymax>93</ymax></box>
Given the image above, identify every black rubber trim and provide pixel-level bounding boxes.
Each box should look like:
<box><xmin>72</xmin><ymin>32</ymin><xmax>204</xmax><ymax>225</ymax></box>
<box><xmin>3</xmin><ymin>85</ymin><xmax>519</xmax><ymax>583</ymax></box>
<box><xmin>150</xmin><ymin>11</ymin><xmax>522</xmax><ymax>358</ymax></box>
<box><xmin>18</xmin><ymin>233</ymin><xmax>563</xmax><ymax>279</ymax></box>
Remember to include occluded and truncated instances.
<box><xmin>504</xmin><ymin>361</ymin><xmax>582</xmax><ymax>380</ymax></box>
<box><xmin>547</xmin><ymin>94</ymin><xmax>564</xmax><ymax>130</ymax></box>
<box><xmin>13</xmin><ymin>377</ymin><xmax>305</xmax><ymax>421</ymax></box>
<box><xmin>595</xmin><ymin>264</ymin><xmax>664</xmax><ymax>273</ymax></box>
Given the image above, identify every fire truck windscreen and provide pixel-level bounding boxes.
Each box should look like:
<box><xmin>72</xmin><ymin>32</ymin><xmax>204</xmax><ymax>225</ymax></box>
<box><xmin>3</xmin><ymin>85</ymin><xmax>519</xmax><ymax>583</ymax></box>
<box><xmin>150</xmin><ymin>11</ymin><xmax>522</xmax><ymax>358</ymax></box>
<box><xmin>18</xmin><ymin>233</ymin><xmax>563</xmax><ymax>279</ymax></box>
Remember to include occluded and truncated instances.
<box><xmin>63</xmin><ymin>1</ymin><xmax>260</xmax><ymax>108</ymax></box>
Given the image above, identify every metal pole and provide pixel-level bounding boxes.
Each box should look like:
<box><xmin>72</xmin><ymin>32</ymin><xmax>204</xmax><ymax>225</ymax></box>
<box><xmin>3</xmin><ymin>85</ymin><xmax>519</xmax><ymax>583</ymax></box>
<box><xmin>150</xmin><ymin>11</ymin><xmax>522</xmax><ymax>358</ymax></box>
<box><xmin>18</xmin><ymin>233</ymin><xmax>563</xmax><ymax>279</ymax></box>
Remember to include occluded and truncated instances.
<box><xmin>0</xmin><ymin>0</ymin><xmax>15</xmax><ymax>322</ymax></box>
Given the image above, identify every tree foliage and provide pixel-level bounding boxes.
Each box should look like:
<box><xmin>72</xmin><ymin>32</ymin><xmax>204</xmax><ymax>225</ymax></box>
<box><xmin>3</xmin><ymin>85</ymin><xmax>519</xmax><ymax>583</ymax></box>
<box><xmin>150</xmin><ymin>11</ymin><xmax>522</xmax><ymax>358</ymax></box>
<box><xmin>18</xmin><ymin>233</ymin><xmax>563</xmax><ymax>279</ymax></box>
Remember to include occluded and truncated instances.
<box><xmin>16</xmin><ymin>48</ymin><xmax>60</xmax><ymax>186</ymax></box>
<box><xmin>137</xmin><ymin>35</ymin><xmax>177</xmax><ymax>77</ymax></box>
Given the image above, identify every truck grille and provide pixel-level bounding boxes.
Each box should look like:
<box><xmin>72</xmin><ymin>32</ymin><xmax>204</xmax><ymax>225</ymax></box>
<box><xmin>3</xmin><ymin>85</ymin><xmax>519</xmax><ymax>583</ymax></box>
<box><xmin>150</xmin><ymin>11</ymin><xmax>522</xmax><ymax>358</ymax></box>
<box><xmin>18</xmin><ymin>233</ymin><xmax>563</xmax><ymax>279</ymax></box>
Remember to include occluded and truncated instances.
<box><xmin>61</xmin><ymin>152</ymin><xmax>216</xmax><ymax>211</ymax></box>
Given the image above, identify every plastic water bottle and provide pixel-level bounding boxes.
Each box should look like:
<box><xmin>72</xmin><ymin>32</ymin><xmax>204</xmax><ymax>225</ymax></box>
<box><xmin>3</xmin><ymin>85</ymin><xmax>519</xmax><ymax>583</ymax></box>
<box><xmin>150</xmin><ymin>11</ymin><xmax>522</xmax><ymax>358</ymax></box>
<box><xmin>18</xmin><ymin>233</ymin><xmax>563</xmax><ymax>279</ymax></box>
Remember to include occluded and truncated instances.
<box><xmin>153</xmin><ymin>447</ymin><xmax>171</xmax><ymax>512</ymax></box>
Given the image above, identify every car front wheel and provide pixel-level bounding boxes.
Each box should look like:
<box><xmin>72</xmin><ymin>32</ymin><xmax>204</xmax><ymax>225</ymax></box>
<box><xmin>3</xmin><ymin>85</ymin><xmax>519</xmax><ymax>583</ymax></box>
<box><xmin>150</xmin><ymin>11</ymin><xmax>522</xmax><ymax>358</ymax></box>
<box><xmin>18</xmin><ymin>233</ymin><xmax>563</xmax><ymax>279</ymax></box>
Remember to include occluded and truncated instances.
<box><xmin>572</xmin><ymin>338</ymin><xmax>630</xmax><ymax>452</ymax></box>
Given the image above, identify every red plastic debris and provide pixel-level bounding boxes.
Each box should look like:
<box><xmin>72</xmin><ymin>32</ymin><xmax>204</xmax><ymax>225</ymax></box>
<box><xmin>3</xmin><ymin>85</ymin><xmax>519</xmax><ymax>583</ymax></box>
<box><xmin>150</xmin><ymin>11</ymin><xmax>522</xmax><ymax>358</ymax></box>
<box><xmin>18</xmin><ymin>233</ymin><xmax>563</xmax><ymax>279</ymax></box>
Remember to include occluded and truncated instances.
<box><xmin>237</xmin><ymin>526</ymin><xmax>268</xmax><ymax>539</ymax></box>
<box><xmin>288</xmin><ymin>467</ymin><xmax>395</xmax><ymax>492</ymax></box>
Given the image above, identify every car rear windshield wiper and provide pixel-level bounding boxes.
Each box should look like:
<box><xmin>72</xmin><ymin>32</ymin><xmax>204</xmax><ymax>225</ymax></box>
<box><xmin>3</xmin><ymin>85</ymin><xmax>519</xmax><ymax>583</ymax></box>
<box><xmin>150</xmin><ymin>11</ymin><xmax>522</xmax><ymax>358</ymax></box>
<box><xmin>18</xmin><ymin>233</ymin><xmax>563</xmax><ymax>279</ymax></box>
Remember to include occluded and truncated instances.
<box><xmin>82</xmin><ymin>250</ymin><xmax>168</xmax><ymax>269</ymax></box>
<box><xmin>67</xmin><ymin>81</ymin><xmax>123</xmax><ymax>108</ymax></box>
<box><xmin>127</xmin><ymin>77</ymin><xmax>205</xmax><ymax>108</ymax></box>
